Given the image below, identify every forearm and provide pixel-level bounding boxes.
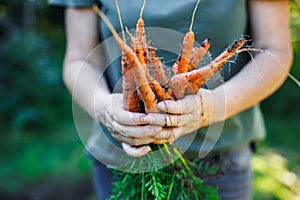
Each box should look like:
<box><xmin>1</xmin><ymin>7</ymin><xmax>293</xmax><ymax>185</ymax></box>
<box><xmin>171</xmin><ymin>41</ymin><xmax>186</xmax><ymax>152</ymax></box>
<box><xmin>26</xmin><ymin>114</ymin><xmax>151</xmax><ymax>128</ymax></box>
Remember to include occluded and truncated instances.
<box><xmin>223</xmin><ymin>0</ymin><xmax>293</xmax><ymax>119</ymax></box>
<box><xmin>200</xmin><ymin>0</ymin><xmax>293</xmax><ymax>126</ymax></box>
<box><xmin>63</xmin><ymin>58</ymin><xmax>111</xmax><ymax>119</ymax></box>
<box><xmin>214</xmin><ymin>47</ymin><xmax>292</xmax><ymax>121</ymax></box>
<box><xmin>63</xmin><ymin>7</ymin><xmax>111</xmax><ymax>119</ymax></box>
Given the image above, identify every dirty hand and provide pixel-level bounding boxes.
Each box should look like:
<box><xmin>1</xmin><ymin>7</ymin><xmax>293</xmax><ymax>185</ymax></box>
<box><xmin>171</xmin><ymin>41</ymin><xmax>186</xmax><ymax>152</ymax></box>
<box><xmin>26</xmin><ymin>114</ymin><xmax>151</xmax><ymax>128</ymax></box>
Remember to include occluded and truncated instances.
<box><xmin>96</xmin><ymin>93</ymin><xmax>162</xmax><ymax>157</ymax></box>
<box><xmin>148</xmin><ymin>89</ymin><xmax>214</xmax><ymax>144</ymax></box>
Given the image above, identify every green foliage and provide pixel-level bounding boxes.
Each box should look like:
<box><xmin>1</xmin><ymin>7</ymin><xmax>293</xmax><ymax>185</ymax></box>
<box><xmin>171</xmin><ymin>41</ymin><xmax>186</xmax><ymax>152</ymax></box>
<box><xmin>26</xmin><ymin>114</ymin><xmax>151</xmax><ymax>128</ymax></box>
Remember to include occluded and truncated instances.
<box><xmin>0</xmin><ymin>0</ymin><xmax>83</xmax><ymax>196</ymax></box>
<box><xmin>290</xmin><ymin>0</ymin><xmax>300</xmax><ymax>53</ymax></box>
<box><xmin>107</xmin><ymin>145</ymin><xmax>220</xmax><ymax>200</ymax></box>
<box><xmin>0</xmin><ymin>32</ymin><xmax>68</xmax><ymax>132</ymax></box>
<box><xmin>0</xmin><ymin>122</ymin><xmax>92</xmax><ymax>194</ymax></box>
<box><xmin>252</xmin><ymin>151</ymin><xmax>300</xmax><ymax>200</ymax></box>
<box><xmin>0</xmin><ymin>0</ymin><xmax>68</xmax><ymax>133</ymax></box>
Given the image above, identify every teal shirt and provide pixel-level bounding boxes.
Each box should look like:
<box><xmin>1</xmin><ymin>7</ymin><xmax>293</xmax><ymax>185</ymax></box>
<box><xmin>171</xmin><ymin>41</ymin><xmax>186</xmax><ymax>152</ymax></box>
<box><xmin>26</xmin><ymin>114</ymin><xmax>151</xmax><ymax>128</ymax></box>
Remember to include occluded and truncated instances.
<box><xmin>50</xmin><ymin>0</ymin><xmax>266</xmax><ymax>163</ymax></box>
<box><xmin>48</xmin><ymin>0</ymin><xmax>95</xmax><ymax>7</ymax></box>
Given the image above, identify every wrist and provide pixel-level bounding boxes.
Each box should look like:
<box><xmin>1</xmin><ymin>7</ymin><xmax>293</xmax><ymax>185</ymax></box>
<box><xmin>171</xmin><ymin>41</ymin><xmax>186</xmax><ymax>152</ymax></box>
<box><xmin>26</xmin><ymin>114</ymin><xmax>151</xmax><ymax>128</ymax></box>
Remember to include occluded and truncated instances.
<box><xmin>197</xmin><ymin>88</ymin><xmax>227</xmax><ymax>127</ymax></box>
<box><xmin>94</xmin><ymin>92</ymin><xmax>113</xmax><ymax>123</ymax></box>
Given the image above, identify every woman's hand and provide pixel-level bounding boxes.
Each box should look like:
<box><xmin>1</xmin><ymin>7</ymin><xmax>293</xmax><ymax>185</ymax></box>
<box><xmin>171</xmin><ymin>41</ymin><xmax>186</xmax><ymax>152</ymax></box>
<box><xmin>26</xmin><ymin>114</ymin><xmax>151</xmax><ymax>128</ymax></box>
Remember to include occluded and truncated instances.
<box><xmin>96</xmin><ymin>93</ymin><xmax>163</xmax><ymax>157</ymax></box>
<box><xmin>149</xmin><ymin>89</ymin><xmax>216</xmax><ymax>144</ymax></box>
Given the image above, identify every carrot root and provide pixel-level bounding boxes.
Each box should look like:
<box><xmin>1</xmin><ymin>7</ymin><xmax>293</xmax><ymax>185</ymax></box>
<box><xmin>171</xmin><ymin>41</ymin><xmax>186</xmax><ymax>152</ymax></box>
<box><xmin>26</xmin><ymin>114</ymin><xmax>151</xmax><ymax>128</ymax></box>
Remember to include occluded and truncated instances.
<box><xmin>170</xmin><ymin>38</ymin><xmax>246</xmax><ymax>99</ymax></box>
<box><xmin>149</xmin><ymin>44</ymin><xmax>169</xmax><ymax>86</ymax></box>
<box><xmin>121</xmin><ymin>55</ymin><xmax>142</xmax><ymax>112</ymax></box>
<box><xmin>188</xmin><ymin>38</ymin><xmax>211</xmax><ymax>71</ymax></box>
<box><xmin>172</xmin><ymin>30</ymin><xmax>195</xmax><ymax>75</ymax></box>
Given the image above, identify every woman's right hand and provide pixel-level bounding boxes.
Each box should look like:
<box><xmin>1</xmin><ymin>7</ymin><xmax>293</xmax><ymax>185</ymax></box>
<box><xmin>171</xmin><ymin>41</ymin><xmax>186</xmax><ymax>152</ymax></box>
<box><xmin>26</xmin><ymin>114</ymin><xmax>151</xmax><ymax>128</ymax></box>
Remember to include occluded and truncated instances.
<box><xmin>95</xmin><ymin>93</ymin><xmax>163</xmax><ymax>157</ymax></box>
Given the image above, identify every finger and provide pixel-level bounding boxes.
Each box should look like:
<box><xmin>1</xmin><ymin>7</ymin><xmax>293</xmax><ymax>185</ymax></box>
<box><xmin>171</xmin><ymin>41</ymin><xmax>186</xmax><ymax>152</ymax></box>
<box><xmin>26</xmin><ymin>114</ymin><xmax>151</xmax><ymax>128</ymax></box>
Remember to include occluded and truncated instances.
<box><xmin>111</xmin><ymin>110</ymin><xmax>152</xmax><ymax>125</ymax></box>
<box><xmin>153</xmin><ymin>122</ymin><xmax>198</xmax><ymax>142</ymax></box>
<box><xmin>157</xmin><ymin>95</ymin><xmax>201</xmax><ymax>114</ymax></box>
<box><xmin>114</xmin><ymin>122</ymin><xmax>162</xmax><ymax>138</ymax></box>
<box><xmin>121</xmin><ymin>143</ymin><xmax>151</xmax><ymax>157</ymax></box>
<box><xmin>152</xmin><ymin>128</ymin><xmax>177</xmax><ymax>143</ymax></box>
<box><xmin>144</xmin><ymin>113</ymin><xmax>194</xmax><ymax>127</ymax></box>
<box><xmin>112</xmin><ymin>133</ymin><xmax>156</xmax><ymax>146</ymax></box>
<box><xmin>104</xmin><ymin>93</ymin><xmax>152</xmax><ymax>125</ymax></box>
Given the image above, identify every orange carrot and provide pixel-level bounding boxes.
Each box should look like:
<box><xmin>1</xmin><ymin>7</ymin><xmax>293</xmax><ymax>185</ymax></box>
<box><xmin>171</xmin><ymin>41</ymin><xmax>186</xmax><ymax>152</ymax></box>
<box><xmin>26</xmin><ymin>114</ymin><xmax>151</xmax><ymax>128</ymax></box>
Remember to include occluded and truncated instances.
<box><xmin>121</xmin><ymin>54</ymin><xmax>143</xmax><ymax>112</ymax></box>
<box><xmin>188</xmin><ymin>38</ymin><xmax>211</xmax><ymax>71</ymax></box>
<box><xmin>93</xmin><ymin>5</ymin><xmax>159</xmax><ymax>113</ymax></box>
<box><xmin>170</xmin><ymin>39</ymin><xmax>246</xmax><ymax>99</ymax></box>
<box><xmin>172</xmin><ymin>30</ymin><xmax>195</xmax><ymax>75</ymax></box>
<box><xmin>149</xmin><ymin>43</ymin><xmax>168</xmax><ymax>86</ymax></box>
<box><xmin>125</xmin><ymin>46</ymin><xmax>159</xmax><ymax>113</ymax></box>
<box><xmin>172</xmin><ymin>0</ymin><xmax>201</xmax><ymax>75</ymax></box>
<box><xmin>132</xmin><ymin>37</ymin><xmax>173</xmax><ymax>101</ymax></box>
<box><xmin>169</xmin><ymin>73</ymin><xmax>189</xmax><ymax>100</ymax></box>
<box><xmin>132</xmin><ymin>2</ymin><xmax>174</xmax><ymax>103</ymax></box>
<box><xmin>149</xmin><ymin>76</ymin><xmax>173</xmax><ymax>101</ymax></box>
<box><xmin>136</xmin><ymin>0</ymin><xmax>148</xmax><ymax>65</ymax></box>
<box><xmin>114</xmin><ymin>0</ymin><xmax>142</xmax><ymax>112</ymax></box>
<box><xmin>131</xmin><ymin>36</ymin><xmax>149</xmax><ymax>72</ymax></box>
<box><xmin>185</xmin><ymin>38</ymin><xmax>211</xmax><ymax>94</ymax></box>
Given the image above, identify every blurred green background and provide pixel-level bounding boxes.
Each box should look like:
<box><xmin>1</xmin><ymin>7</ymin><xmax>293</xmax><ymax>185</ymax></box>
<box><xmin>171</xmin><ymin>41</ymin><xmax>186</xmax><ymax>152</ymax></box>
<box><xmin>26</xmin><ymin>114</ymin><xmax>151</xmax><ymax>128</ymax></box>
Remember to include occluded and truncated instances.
<box><xmin>0</xmin><ymin>0</ymin><xmax>299</xmax><ymax>199</ymax></box>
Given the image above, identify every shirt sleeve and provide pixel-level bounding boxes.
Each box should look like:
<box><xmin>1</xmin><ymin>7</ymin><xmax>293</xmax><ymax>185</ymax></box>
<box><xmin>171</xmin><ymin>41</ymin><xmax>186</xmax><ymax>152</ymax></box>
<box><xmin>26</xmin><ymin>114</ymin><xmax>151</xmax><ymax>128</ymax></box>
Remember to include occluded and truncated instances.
<box><xmin>48</xmin><ymin>0</ymin><xmax>96</xmax><ymax>7</ymax></box>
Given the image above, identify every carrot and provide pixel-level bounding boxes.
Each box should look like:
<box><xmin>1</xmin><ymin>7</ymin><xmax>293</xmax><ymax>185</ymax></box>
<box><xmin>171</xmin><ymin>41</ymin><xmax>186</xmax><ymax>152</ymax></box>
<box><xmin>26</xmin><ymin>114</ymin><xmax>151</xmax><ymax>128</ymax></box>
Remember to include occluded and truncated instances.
<box><xmin>188</xmin><ymin>38</ymin><xmax>211</xmax><ymax>71</ymax></box>
<box><xmin>172</xmin><ymin>30</ymin><xmax>195</xmax><ymax>75</ymax></box>
<box><xmin>121</xmin><ymin>54</ymin><xmax>143</xmax><ymax>112</ymax></box>
<box><xmin>131</xmin><ymin>37</ymin><xmax>173</xmax><ymax>101</ymax></box>
<box><xmin>149</xmin><ymin>76</ymin><xmax>173</xmax><ymax>101</ymax></box>
<box><xmin>170</xmin><ymin>38</ymin><xmax>246</xmax><ymax>99</ymax></box>
<box><xmin>131</xmin><ymin>36</ymin><xmax>149</xmax><ymax>72</ymax></box>
<box><xmin>212</xmin><ymin>39</ymin><xmax>246</xmax><ymax>67</ymax></box>
<box><xmin>133</xmin><ymin>2</ymin><xmax>174</xmax><ymax>102</ymax></box>
<box><xmin>169</xmin><ymin>74</ymin><xmax>189</xmax><ymax>100</ymax></box>
<box><xmin>124</xmin><ymin>43</ymin><xmax>159</xmax><ymax>113</ymax></box>
<box><xmin>133</xmin><ymin>0</ymin><xmax>173</xmax><ymax>102</ymax></box>
<box><xmin>114</xmin><ymin>0</ymin><xmax>142</xmax><ymax>112</ymax></box>
<box><xmin>172</xmin><ymin>0</ymin><xmax>201</xmax><ymax>75</ymax></box>
<box><xmin>149</xmin><ymin>43</ymin><xmax>168</xmax><ymax>86</ymax></box>
<box><xmin>185</xmin><ymin>38</ymin><xmax>211</xmax><ymax>94</ymax></box>
<box><xmin>136</xmin><ymin>0</ymin><xmax>149</xmax><ymax>65</ymax></box>
<box><xmin>93</xmin><ymin>5</ymin><xmax>159</xmax><ymax>113</ymax></box>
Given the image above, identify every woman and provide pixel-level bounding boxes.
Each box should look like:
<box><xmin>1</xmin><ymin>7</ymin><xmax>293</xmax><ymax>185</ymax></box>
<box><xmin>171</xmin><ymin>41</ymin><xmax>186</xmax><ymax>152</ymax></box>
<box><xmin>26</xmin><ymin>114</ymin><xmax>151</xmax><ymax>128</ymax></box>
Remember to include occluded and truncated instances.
<box><xmin>49</xmin><ymin>0</ymin><xmax>293</xmax><ymax>199</ymax></box>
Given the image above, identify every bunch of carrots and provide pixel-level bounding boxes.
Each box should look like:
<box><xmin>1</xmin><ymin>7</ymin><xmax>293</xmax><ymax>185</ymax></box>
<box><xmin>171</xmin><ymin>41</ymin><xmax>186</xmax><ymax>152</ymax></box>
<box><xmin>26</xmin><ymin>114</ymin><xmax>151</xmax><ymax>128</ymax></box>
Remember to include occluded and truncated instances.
<box><xmin>93</xmin><ymin>1</ymin><xmax>245</xmax><ymax>116</ymax></box>
<box><xmin>92</xmin><ymin>1</ymin><xmax>247</xmax><ymax>199</ymax></box>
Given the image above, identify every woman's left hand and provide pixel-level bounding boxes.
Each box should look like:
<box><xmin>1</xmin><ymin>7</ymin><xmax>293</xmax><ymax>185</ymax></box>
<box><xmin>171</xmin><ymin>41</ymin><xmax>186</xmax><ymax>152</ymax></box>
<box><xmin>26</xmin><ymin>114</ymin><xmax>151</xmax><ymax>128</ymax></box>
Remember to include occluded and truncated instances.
<box><xmin>147</xmin><ymin>89</ymin><xmax>215</xmax><ymax>144</ymax></box>
<box><xmin>151</xmin><ymin>95</ymin><xmax>202</xmax><ymax>144</ymax></box>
